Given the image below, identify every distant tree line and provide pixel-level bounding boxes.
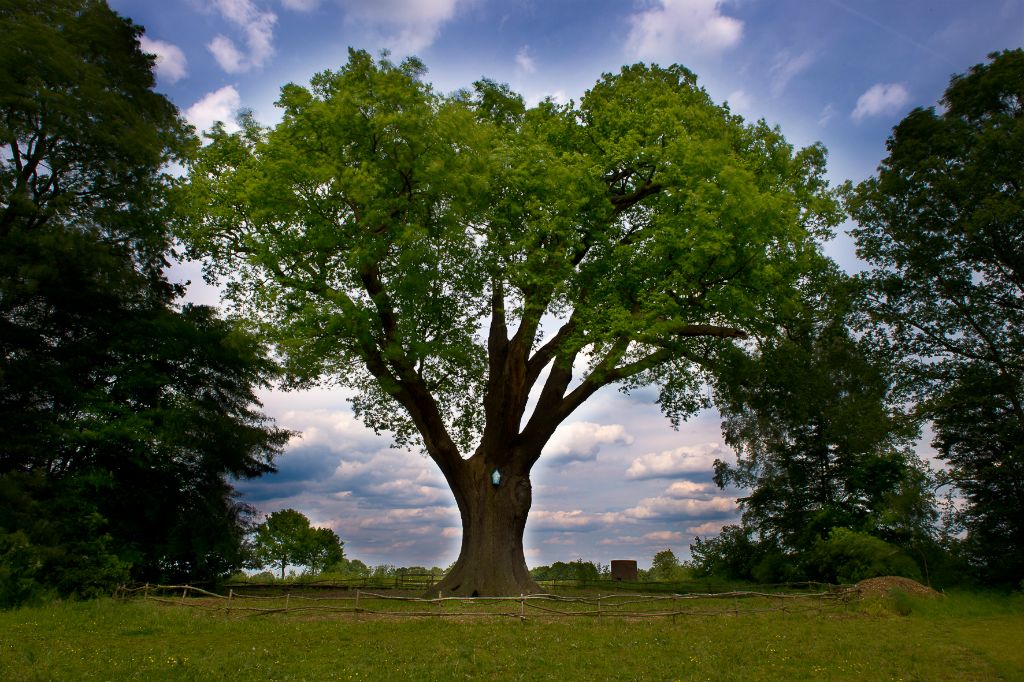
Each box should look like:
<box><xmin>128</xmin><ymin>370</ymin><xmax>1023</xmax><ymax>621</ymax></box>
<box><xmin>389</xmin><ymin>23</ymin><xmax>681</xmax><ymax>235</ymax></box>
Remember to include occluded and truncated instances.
<box><xmin>530</xmin><ymin>559</ymin><xmax>606</xmax><ymax>584</ymax></box>
<box><xmin>529</xmin><ymin>550</ymin><xmax>689</xmax><ymax>584</ymax></box>
<box><xmin>241</xmin><ymin>510</ymin><xmax>447</xmax><ymax>582</ymax></box>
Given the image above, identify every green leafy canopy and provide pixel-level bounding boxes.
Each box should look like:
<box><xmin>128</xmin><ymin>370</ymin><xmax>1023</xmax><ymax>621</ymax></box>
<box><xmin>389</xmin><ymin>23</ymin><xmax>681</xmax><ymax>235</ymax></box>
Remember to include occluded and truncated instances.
<box><xmin>249</xmin><ymin>509</ymin><xmax>344</xmax><ymax>578</ymax></box>
<box><xmin>177</xmin><ymin>49</ymin><xmax>842</xmax><ymax>463</ymax></box>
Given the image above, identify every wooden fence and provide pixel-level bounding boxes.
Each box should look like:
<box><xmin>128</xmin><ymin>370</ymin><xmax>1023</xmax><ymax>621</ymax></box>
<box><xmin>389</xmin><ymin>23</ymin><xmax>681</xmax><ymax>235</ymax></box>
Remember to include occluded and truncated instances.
<box><xmin>218</xmin><ymin>574</ymin><xmax>841</xmax><ymax>595</ymax></box>
<box><xmin>118</xmin><ymin>583</ymin><xmax>854</xmax><ymax>621</ymax></box>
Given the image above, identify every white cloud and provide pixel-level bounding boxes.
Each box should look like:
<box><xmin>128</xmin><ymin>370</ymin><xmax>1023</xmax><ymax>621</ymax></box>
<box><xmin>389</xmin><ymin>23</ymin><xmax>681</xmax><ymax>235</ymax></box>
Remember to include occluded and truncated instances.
<box><xmin>818</xmin><ymin>103</ymin><xmax>837</xmax><ymax>127</ymax></box>
<box><xmin>642</xmin><ymin>530</ymin><xmax>683</xmax><ymax>543</ymax></box>
<box><xmin>851</xmin><ymin>83</ymin><xmax>910</xmax><ymax>121</ymax></box>
<box><xmin>626</xmin><ymin>0</ymin><xmax>743</xmax><ymax>60</ymax></box>
<box><xmin>665</xmin><ymin>480</ymin><xmax>716</xmax><ymax>498</ymax></box>
<box><xmin>686</xmin><ymin>520</ymin><xmax>728</xmax><ymax>535</ymax></box>
<box><xmin>363</xmin><ymin>479</ymin><xmax>450</xmax><ymax>506</ymax></box>
<box><xmin>542</xmin><ymin>535</ymin><xmax>578</xmax><ymax>546</ymax></box>
<box><xmin>355</xmin><ymin>506</ymin><xmax>454</xmax><ymax>530</ymax></box>
<box><xmin>624</xmin><ymin>495</ymin><xmax>735</xmax><ymax>520</ymax></box>
<box><xmin>284</xmin><ymin>408</ymin><xmax>381</xmax><ymax>452</ymax></box>
<box><xmin>530</xmin><ymin>509</ymin><xmax>620</xmax><ymax>531</ymax></box>
<box><xmin>770</xmin><ymin>49</ymin><xmax>815</xmax><ymax>97</ymax></box>
<box><xmin>515</xmin><ymin>45</ymin><xmax>536</xmax><ymax>73</ymax></box>
<box><xmin>208</xmin><ymin>0</ymin><xmax>277</xmax><ymax>74</ymax></box>
<box><xmin>281</xmin><ymin>0</ymin><xmax>319</xmax><ymax>10</ymax></box>
<box><xmin>208</xmin><ymin>36</ymin><xmax>247</xmax><ymax>74</ymax></box>
<box><xmin>598</xmin><ymin>530</ymin><xmax>683</xmax><ymax>546</ymax></box>
<box><xmin>139</xmin><ymin>36</ymin><xmax>187</xmax><ymax>83</ymax></box>
<box><xmin>184</xmin><ymin>86</ymin><xmax>242</xmax><ymax>134</ymax></box>
<box><xmin>543</xmin><ymin>421</ymin><xmax>634</xmax><ymax>464</ymax></box>
<box><xmin>337</xmin><ymin>0</ymin><xmax>462</xmax><ymax>53</ymax></box>
<box><xmin>598</xmin><ymin>536</ymin><xmax>631</xmax><ymax>546</ymax></box>
<box><xmin>626</xmin><ymin>442</ymin><xmax>730</xmax><ymax>479</ymax></box>
<box><xmin>725</xmin><ymin>89</ymin><xmax>752</xmax><ymax>113</ymax></box>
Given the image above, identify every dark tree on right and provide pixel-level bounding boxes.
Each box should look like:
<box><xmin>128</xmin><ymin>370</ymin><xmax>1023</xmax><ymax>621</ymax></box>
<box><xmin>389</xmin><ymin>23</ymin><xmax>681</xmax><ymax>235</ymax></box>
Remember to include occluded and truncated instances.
<box><xmin>849</xmin><ymin>49</ymin><xmax>1024</xmax><ymax>585</ymax></box>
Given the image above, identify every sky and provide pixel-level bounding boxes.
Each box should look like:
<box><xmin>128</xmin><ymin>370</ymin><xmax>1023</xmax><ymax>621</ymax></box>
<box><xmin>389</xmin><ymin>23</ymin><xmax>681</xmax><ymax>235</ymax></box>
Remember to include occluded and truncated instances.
<box><xmin>108</xmin><ymin>0</ymin><xmax>1023</xmax><ymax>570</ymax></box>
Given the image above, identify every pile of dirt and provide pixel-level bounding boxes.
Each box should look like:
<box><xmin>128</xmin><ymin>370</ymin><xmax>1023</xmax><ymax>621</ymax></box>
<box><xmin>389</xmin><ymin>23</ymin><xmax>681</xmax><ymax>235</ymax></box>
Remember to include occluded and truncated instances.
<box><xmin>852</xmin><ymin>576</ymin><xmax>940</xmax><ymax>598</ymax></box>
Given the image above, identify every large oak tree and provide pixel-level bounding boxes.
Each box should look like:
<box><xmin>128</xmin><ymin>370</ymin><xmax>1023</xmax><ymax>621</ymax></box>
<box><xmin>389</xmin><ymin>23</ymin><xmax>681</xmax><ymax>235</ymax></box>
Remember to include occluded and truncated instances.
<box><xmin>178</xmin><ymin>50</ymin><xmax>841</xmax><ymax>596</ymax></box>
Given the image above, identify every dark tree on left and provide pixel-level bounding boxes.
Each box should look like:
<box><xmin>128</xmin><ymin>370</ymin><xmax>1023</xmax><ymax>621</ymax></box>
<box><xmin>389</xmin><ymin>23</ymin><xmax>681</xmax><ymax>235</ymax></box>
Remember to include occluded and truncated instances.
<box><xmin>0</xmin><ymin>0</ymin><xmax>288</xmax><ymax>603</ymax></box>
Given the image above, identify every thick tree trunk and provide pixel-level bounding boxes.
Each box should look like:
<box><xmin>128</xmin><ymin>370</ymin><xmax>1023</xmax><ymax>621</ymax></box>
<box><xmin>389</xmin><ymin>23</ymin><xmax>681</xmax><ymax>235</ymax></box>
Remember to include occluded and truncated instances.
<box><xmin>431</xmin><ymin>456</ymin><xmax>540</xmax><ymax>597</ymax></box>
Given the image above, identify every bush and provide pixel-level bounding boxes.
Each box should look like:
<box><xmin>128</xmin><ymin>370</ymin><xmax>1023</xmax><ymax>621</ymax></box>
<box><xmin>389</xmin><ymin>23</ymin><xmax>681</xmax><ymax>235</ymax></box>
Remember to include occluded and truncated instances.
<box><xmin>322</xmin><ymin>558</ymin><xmax>370</xmax><ymax>578</ymax></box>
<box><xmin>690</xmin><ymin>525</ymin><xmax>781</xmax><ymax>581</ymax></box>
<box><xmin>530</xmin><ymin>559</ymin><xmax>602</xmax><ymax>584</ymax></box>
<box><xmin>648</xmin><ymin>549</ymin><xmax>688</xmax><ymax>581</ymax></box>
<box><xmin>0</xmin><ymin>475</ymin><xmax>131</xmax><ymax>608</ymax></box>
<box><xmin>750</xmin><ymin>551</ymin><xmax>800</xmax><ymax>584</ymax></box>
<box><xmin>0</xmin><ymin>527</ymin><xmax>130</xmax><ymax>608</ymax></box>
<box><xmin>808</xmin><ymin>528</ymin><xmax>921</xmax><ymax>584</ymax></box>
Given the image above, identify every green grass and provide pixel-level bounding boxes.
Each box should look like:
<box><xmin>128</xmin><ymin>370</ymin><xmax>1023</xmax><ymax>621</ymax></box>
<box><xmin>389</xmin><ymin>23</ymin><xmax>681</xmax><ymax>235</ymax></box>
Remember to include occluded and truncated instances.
<box><xmin>1</xmin><ymin>590</ymin><xmax>1021</xmax><ymax>680</ymax></box>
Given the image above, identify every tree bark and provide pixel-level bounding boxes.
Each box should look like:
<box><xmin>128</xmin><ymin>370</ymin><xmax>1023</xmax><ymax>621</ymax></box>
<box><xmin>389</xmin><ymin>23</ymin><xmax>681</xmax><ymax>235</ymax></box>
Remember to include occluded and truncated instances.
<box><xmin>431</xmin><ymin>454</ymin><xmax>540</xmax><ymax>597</ymax></box>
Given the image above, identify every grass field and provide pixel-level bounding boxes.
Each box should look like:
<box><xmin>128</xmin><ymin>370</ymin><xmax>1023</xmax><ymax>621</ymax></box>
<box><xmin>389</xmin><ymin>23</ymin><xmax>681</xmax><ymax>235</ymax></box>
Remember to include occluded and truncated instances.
<box><xmin>1</xmin><ymin>589</ymin><xmax>1021</xmax><ymax>680</ymax></box>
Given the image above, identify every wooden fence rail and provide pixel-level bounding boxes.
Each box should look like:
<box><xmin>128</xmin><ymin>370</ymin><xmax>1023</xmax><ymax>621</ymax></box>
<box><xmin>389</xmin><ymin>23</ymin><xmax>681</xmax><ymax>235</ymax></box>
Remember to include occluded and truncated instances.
<box><xmin>117</xmin><ymin>583</ymin><xmax>854</xmax><ymax>621</ymax></box>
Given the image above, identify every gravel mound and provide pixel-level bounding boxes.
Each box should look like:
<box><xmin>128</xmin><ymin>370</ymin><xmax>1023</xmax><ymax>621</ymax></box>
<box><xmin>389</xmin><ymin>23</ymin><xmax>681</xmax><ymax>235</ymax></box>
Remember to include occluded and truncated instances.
<box><xmin>853</xmin><ymin>576</ymin><xmax>940</xmax><ymax>598</ymax></box>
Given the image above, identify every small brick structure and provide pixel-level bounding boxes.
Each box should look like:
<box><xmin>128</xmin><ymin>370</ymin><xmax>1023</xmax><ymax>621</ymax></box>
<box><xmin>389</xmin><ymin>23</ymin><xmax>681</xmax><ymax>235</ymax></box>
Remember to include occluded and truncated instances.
<box><xmin>610</xmin><ymin>559</ymin><xmax>638</xmax><ymax>582</ymax></box>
